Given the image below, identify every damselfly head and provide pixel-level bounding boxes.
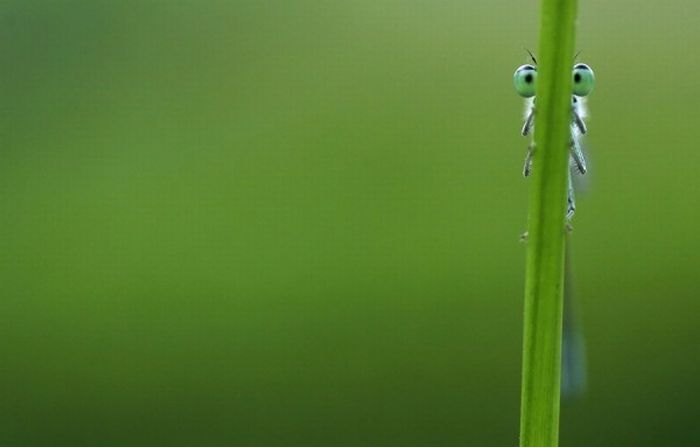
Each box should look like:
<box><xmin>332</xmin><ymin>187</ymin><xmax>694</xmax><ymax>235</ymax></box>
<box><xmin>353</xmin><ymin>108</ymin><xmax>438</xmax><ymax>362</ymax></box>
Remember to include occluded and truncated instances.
<box><xmin>513</xmin><ymin>62</ymin><xmax>595</xmax><ymax>98</ymax></box>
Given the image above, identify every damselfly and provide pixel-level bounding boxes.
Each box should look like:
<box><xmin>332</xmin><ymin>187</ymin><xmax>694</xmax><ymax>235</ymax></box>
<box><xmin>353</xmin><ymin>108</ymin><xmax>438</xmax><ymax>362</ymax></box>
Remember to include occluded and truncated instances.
<box><xmin>514</xmin><ymin>53</ymin><xmax>595</xmax><ymax>397</ymax></box>
<box><xmin>513</xmin><ymin>52</ymin><xmax>595</xmax><ymax>220</ymax></box>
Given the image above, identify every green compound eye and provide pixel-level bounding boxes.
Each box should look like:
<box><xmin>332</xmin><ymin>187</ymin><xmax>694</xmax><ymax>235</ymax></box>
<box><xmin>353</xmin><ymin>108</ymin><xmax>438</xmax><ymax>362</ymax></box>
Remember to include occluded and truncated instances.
<box><xmin>572</xmin><ymin>63</ymin><xmax>595</xmax><ymax>96</ymax></box>
<box><xmin>513</xmin><ymin>64</ymin><xmax>537</xmax><ymax>98</ymax></box>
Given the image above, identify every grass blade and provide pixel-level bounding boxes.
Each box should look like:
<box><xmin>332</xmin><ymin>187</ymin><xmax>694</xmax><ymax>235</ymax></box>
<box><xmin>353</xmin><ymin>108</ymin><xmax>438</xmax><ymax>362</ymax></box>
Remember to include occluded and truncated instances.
<box><xmin>519</xmin><ymin>0</ymin><xmax>579</xmax><ymax>446</ymax></box>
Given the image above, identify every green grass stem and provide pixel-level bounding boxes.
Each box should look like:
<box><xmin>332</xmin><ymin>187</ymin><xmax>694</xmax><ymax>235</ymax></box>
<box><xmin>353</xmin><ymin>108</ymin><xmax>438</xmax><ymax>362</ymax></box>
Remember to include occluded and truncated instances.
<box><xmin>519</xmin><ymin>0</ymin><xmax>579</xmax><ymax>446</ymax></box>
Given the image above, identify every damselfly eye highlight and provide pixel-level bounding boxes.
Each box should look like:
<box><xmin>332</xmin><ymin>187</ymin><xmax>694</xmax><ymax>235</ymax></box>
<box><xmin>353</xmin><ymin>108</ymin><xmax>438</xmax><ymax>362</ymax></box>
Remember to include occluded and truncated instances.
<box><xmin>513</xmin><ymin>64</ymin><xmax>537</xmax><ymax>98</ymax></box>
<box><xmin>572</xmin><ymin>63</ymin><xmax>595</xmax><ymax>96</ymax></box>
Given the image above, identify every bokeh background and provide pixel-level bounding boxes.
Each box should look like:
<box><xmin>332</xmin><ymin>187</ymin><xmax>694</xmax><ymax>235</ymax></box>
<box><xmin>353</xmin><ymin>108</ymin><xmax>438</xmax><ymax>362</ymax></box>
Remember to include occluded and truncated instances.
<box><xmin>1</xmin><ymin>1</ymin><xmax>699</xmax><ymax>445</ymax></box>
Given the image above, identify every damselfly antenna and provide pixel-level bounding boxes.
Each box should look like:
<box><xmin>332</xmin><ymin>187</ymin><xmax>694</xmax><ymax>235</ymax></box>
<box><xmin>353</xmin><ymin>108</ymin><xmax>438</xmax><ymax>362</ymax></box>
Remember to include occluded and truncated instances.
<box><xmin>525</xmin><ymin>48</ymin><xmax>537</xmax><ymax>65</ymax></box>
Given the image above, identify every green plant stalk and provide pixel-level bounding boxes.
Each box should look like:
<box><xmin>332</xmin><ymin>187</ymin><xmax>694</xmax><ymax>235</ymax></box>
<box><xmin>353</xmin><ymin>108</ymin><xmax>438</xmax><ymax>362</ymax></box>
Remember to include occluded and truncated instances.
<box><xmin>519</xmin><ymin>0</ymin><xmax>578</xmax><ymax>446</ymax></box>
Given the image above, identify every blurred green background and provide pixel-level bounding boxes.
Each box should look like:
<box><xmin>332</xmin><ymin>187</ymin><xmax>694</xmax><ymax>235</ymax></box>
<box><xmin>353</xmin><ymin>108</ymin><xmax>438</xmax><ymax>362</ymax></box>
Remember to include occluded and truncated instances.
<box><xmin>1</xmin><ymin>1</ymin><xmax>699</xmax><ymax>445</ymax></box>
